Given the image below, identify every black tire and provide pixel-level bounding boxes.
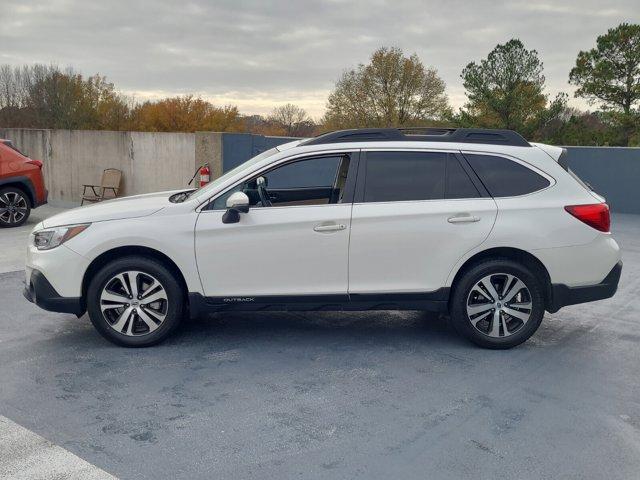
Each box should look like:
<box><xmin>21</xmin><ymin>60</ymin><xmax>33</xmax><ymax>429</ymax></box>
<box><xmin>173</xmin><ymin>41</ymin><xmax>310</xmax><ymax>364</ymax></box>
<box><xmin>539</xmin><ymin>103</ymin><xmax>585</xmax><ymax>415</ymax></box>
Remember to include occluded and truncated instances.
<box><xmin>449</xmin><ymin>258</ymin><xmax>545</xmax><ymax>349</ymax></box>
<box><xmin>86</xmin><ymin>256</ymin><xmax>185</xmax><ymax>347</ymax></box>
<box><xmin>0</xmin><ymin>186</ymin><xmax>31</xmax><ymax>228</ymax></box>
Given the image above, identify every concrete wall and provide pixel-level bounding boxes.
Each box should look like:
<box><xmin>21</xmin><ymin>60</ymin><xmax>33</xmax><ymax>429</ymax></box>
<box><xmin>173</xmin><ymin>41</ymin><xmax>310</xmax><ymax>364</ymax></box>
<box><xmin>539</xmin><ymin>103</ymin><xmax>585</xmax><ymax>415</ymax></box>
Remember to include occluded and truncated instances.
<box><xmin>0</xmin><ymin>128</ymin><xmax>195</xmax><ymax>206</ymax></box>
<box><xmin>564</xmin><ymin>147</ymin><xmax>640</xmax><ymax>214</ymax></box>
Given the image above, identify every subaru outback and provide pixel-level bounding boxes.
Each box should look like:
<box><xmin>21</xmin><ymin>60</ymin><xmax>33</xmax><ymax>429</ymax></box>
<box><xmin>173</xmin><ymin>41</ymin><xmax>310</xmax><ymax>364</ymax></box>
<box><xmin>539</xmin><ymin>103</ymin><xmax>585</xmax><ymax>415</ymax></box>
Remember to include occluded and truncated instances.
<box><xmin>23</xmin><ymin>128</ymin><xmax>621</xmax><ymax>348</ymax></box>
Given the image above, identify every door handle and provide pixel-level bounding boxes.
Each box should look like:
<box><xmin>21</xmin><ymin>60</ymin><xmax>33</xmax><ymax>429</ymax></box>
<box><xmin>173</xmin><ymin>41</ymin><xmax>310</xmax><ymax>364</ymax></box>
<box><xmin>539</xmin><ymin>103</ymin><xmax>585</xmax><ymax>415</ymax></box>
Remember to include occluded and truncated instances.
<box><xmin>313</xmin><ymin>223</ymin><xmax>346</xmax><ymax>232</ymax></box>
<box><xmin>447</xmin><ymin>215</ymin><xmax>480</xmax><ymax>224</ymax></box>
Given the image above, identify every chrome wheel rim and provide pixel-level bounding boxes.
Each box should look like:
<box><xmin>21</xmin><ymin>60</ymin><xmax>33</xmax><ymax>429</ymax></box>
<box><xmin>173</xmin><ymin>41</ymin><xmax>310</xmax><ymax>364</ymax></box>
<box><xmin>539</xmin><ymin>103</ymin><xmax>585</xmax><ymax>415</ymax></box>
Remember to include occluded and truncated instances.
<box><xmin>100</xmin><ymin>271</ymin><xmax>168</xmax><ymax>336</ymax></box>
<box><xmin>466</xmin><ymin>273</ymin><xmax>532</xmax><ymax>338</ymax></box>
<box><xmin>0</xmin><ymin>191</ymin><xmax>28</xmax><ymax>225</ymax></box>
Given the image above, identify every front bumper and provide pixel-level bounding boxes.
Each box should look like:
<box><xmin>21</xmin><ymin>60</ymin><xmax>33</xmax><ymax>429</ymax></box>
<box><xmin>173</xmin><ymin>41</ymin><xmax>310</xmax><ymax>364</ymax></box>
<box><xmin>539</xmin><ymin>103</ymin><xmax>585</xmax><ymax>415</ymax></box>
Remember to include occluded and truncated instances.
<box><xmin>23</xmin><ymin>269</ymin><xmax>84</xmax><ymax>316</ymax></box>
<box><xmin>548</xmin><ymin>261</ymin><xmax>622</xmax><ymax>313</ymax></box>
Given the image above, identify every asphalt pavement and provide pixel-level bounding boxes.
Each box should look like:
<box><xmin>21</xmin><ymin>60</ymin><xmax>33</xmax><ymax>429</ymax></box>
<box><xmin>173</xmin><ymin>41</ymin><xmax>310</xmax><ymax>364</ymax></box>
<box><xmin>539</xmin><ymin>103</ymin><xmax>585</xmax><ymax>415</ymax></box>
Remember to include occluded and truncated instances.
<box><xmin>0</xmin><ymin>214</ymin><xmax>638</xmax><ymax>479</ymax></box>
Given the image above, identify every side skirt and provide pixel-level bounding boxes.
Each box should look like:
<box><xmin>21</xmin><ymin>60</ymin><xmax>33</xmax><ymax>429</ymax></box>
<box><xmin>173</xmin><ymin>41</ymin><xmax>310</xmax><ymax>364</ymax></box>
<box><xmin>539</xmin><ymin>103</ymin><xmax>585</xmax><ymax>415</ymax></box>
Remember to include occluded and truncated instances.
<box><xmin>187</xmin><ymin>289</ymin><xmax>450</xmax><ymax>318</ymax></box>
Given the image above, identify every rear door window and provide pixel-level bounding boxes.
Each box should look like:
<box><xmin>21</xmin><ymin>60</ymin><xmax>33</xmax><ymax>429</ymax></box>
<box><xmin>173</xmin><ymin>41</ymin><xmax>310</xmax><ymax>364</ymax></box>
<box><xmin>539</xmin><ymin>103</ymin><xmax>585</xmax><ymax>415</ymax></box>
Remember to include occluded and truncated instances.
<box><xmin>463</xmin><ymin>154</ymin><xmax>550</xmax><ymax>197</ymax></box>
<box><xmin>446</xmin><ymin>154</ymin><xmax>480</xmax><ymax>199</ymax></box>
<box><xmin>363</xmin><ymin>151</ymin><xmax>447</xmax><ymax>202</ymax></box>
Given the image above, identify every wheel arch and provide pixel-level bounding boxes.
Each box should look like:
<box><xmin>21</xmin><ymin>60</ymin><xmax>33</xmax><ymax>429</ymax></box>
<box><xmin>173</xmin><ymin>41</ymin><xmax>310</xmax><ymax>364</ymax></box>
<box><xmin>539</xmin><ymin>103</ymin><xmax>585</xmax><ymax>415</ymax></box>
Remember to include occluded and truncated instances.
<box><xmin>449</xmin><ymin>247</ymin><xmax>553</xmax><ymax>311</ymax></box>
<box><xmin>0</xmin><ymin>177</ymin><xmax>35</xmax><ymax>207</ymax></box>
<box><xmin>81</xmin><ymin>245</ymin><xmax>189</xmax><ymax>312</ymax></box>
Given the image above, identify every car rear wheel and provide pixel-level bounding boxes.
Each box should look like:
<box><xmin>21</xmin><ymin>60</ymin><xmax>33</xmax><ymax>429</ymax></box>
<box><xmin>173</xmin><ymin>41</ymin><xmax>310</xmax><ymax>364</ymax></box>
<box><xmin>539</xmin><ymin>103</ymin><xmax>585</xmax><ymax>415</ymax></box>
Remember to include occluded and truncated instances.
<box><xmin>449</xmin><ymin>259</ymin><xmax>545</xmax><ymax>349</ymax></box>
<box><xmin>86</xmin><ymin>256</ymin><xmax>185</xmax><ymax>347</ymax></box>
<box><xmin>0</xmin><ymin>187</ymin><xmax>31</xmax><ymax>228</ymax></box>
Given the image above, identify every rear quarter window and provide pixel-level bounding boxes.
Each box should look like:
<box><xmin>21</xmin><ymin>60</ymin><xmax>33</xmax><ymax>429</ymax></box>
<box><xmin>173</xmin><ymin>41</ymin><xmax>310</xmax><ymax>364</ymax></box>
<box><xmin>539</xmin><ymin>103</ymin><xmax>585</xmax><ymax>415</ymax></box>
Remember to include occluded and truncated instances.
<box><xmin>464</xmin><ymin>154</ymin><xmax>550</xmax><ymax>197</ymax></box>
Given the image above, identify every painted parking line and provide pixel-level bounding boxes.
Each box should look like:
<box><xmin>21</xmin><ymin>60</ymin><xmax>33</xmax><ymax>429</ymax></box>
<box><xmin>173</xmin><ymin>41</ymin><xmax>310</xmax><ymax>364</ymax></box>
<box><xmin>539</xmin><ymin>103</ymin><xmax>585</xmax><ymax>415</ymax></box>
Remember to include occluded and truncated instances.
<box><xmin>0</xmin><ymin>416</ymin><xmax>116</xmax><ymax>480</ymax></box>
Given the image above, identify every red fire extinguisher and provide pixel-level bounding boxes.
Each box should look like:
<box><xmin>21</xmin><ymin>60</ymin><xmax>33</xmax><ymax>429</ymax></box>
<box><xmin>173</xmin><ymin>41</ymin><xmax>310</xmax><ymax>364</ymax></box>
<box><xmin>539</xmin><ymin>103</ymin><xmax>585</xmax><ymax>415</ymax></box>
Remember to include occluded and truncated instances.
<box><xmin>199</xmin><ymin>164</ymin><xmax>210</xmax><ymax>187</ymax></box>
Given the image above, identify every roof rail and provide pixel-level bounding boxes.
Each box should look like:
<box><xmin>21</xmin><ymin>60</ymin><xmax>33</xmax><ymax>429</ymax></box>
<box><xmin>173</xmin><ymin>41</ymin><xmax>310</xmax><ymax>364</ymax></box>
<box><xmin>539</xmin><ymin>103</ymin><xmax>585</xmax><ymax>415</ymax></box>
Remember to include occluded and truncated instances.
<box><xmin>301</xmin><ymin>128</ymin><xmax>531</xmax><ymax>147</ymax></box>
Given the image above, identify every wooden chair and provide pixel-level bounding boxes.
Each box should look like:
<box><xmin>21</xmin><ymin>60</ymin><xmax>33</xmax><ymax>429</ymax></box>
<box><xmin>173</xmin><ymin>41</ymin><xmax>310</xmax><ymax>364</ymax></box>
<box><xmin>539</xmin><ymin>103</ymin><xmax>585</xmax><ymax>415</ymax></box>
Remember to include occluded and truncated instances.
<box><xmin>81</xmin><ymin>168</ymin><xmax>122</xmax><ymax>205</ymax></box>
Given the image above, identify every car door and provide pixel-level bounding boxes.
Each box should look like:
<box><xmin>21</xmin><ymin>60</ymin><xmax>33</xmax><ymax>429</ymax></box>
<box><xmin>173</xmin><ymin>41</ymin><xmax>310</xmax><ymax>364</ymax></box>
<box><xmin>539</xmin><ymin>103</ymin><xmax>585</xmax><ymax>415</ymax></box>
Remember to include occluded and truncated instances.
<box><xmin>348</xmin><ymin>149</ymin><xmax>497</xmax><ymax>295</ymax></box>
<box><xmin>194</xmin><ymin>151</ymin><xmax>358</xmax><ymax>300</ymax></box>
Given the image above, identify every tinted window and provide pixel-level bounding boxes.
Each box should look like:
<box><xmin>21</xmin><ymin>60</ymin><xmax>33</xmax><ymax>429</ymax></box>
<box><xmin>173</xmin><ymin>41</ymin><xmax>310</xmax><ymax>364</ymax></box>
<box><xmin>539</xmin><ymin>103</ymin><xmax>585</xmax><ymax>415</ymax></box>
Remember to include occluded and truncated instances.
<box><xmin>464</xmin><ymin>154</ymin><xmax>550</xmax><ymax>197</ymax></box>
<box><xmin>364</xmin><ymin>151</ymin><xmax>446</xmax><ymax>202</ymax></box>
<box><xmin>210</xmin><ymin>155</ymin><xmax>347</xmax><ymax>209</ymax></box>
<box><xmin>265</xmin><ymin>156</ymin><xmax>341</xmax><ymax>188</ymax></box>
<box><xmin>446</xmin><ymin>155</ymin><xmax>479</xmax><ymax>199</ymax></box>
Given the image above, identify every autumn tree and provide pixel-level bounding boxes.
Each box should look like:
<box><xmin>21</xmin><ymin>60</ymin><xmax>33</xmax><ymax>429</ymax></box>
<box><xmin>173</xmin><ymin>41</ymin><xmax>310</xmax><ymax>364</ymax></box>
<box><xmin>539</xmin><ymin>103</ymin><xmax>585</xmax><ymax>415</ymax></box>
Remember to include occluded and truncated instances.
<box><xmin>458</xmin><ymin>39</ymin><xmax>565</xmax><ymax>137</ymax></box>
<box><xmin>130</xmin><ymin>96</ymin><xmax>244</xmax><ymax>132</ymax></box>
<box><xmin>0</xmin><ymin>65</ymin><xmax>245</xmax><ymax>133</ymax></box>
<box><xmin>569</xmin><ymin>23</ymin><xmax>640</xmax><ymax>145</ymax></box>
<box><xmin>323</xmin><ymin>47</ymin><xmax>449</xmax><ymax>129</ymax></box>
<box><xmin>0</xmin><ymin>64</ymin><xmax>132</xmax><ymax>130</ymax></box>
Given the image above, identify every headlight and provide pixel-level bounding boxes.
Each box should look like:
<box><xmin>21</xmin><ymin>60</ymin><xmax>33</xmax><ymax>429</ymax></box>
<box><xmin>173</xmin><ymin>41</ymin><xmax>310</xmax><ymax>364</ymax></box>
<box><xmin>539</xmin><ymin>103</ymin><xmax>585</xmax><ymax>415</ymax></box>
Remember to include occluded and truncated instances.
<box><xmin>33</xmin><ymin>224</ymin><xmax>91</xmax><ymax>250</ymax></box>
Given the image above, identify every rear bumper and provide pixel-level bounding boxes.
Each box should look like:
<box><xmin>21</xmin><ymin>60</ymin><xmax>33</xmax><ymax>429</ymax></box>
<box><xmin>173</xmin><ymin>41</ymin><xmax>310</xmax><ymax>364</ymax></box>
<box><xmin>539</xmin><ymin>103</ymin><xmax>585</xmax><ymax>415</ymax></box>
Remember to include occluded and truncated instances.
<box><xmin>34</xmin><ymin>189</ymin><xmax>48</xmax><ymax>208</ymax></box>
<box><xmin>23</xmin><ymin>269</ymin><xmax>84</xmax><ymax>316</ymax></box>
<box><xmin>548</xmin><ymin>261</ymin><xmax>622</xmax><ymax>313</ymax></box>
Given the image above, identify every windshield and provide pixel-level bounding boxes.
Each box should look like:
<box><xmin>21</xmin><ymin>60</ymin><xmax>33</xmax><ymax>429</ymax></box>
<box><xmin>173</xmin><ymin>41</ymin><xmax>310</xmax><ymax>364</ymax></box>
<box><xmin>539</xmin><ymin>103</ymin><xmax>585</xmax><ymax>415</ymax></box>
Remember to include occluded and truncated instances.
<box><xmin>188</xmin><ymin>147</ymin><xmax>279</xmax><ymax>200</ymax></box>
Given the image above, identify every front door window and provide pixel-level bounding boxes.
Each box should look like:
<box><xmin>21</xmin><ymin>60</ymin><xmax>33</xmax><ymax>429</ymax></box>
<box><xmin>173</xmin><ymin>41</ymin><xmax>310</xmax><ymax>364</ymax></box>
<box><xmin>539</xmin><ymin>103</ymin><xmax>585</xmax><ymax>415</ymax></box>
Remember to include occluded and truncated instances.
<box><xmin>210</xmin><ymin>155</ymin><xmax>351</xmax><ymax>210</ymax></box>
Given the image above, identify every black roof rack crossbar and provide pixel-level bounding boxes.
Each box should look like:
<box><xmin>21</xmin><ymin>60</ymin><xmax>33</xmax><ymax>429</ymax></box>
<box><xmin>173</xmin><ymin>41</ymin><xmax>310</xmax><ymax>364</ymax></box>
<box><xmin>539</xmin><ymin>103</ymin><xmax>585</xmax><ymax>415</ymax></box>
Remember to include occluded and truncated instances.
<box><xmin>301</xmin><ymin>128</ymin><xmax>530</xmax><ymax>147</ymax></box>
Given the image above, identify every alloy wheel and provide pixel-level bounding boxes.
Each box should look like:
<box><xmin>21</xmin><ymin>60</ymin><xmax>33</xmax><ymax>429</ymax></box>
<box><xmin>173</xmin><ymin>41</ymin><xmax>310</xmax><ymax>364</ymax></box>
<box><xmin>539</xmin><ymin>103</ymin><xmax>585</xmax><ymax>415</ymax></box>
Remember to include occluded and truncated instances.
<box><xmin>0</xmin><ymin>191</ymin><xmax>28</xmax><ymax>226</ymax></box>
<box><xmin>100</xmin><ymin>271</ymin><xmax>168</xmax><ymax>336</ymax></box>
<box><xmin>466</xmin><ymin>273</ymin><xmax>533</xmax><ymax>338</ymax></box>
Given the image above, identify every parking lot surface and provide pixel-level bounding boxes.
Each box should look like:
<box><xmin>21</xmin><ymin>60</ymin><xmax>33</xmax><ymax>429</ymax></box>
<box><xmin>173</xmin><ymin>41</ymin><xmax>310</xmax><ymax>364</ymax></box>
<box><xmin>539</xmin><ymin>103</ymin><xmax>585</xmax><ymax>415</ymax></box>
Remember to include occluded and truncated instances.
<box><xmin>0</xmin><ymin>204</ymin><xmax>67</xmax><ymax>274</ymax></box>
<box><xmin>1</xmin><ymin>214</ymin><xmax>639</xmax><ymax>479</ymax></box>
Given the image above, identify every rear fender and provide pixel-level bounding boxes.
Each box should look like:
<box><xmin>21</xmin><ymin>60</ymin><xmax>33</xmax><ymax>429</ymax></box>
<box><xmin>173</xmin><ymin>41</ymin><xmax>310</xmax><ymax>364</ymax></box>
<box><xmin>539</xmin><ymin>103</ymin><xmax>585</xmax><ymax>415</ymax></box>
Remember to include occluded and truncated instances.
<box><xmin>0</xmin><ymin>176</ymin><xmax>36</xmax><ymax>207</ymax></box>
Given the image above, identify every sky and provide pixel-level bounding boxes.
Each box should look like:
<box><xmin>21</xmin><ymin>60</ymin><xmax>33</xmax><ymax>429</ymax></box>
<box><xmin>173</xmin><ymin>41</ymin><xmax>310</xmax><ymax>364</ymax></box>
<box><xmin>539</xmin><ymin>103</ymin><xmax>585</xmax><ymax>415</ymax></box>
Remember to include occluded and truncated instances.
<box><xmin>1</xmin><ymin>0</ymin><xmax>638</xmax><ymax>119</ymax></box>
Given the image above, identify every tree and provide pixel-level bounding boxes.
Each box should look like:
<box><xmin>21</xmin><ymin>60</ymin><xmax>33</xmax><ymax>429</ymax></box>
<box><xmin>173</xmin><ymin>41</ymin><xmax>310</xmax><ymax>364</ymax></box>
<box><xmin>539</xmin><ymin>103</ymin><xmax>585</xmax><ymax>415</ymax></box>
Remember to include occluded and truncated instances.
<box><xmin>569</xmin><ymin>23</ymin><xmax>640</xmax><ymax>145</ymax></box>
<box><xmin>0</xmin><ymin>64</ymin><xmax>134</xmax><ymax>130</ymax></box>
<box><xmin>323</xmin><ymin>47</ymin><xmax>449</xmax><ymax>129</ymax></box>
<box><xmin>458</xmin><ymin>39</ymin><xmax>563</xmax><ymax>137</ymax></box>
<box><xmin>268</xmin><ymin>103</ymin><xmax>315</xmax><ymax>136</ymax></box>
<box><xmin>129</xmin><ymin>96</ymin><xmax>244</xmax><ymax>132</ymax></box>
<box><xmin>0</xmin><ymin>64</ymin><xmax>245</xmax><ymax>133</ymax></box>
<box><xmin>26</xmin><ymin>67</ymin><xmax>95</xmax><ymax>129</ymax></box>
<box><xmin>533</xmin><ymin>107</ymin><xmax>620</xmax><ymax>146</ymax></box>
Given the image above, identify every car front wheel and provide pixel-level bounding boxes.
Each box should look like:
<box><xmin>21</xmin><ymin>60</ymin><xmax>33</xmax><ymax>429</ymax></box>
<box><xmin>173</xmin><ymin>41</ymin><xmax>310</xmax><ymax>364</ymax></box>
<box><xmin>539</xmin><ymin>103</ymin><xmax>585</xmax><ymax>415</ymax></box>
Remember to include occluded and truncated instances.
<box><xmin>86</xmin><ymin>256</ymin><xmax>185</xmax><ymax>347</ymax></box>
<box><xmin>449</xmin><ymin>259</ymin><xmax>545</xmax><ymax>349</ymax></box>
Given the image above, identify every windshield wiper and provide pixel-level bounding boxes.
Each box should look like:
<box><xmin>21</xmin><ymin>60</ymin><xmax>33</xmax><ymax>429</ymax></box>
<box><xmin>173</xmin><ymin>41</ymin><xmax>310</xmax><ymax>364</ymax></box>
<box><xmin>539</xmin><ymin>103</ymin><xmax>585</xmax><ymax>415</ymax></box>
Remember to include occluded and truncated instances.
<box><xmin>170</xmin><ymin>190</ymin><xmax>195</xmax><ymax>203</ymax></box>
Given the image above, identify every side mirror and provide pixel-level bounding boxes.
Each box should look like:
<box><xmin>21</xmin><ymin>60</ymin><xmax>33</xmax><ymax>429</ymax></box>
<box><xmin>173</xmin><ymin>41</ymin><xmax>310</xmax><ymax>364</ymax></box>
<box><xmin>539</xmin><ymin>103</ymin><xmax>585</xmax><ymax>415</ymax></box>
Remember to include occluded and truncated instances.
<box><xmin>222</xmin><ymin>191</ymin><xmax>250</xmax><ymax>224</ymax></box>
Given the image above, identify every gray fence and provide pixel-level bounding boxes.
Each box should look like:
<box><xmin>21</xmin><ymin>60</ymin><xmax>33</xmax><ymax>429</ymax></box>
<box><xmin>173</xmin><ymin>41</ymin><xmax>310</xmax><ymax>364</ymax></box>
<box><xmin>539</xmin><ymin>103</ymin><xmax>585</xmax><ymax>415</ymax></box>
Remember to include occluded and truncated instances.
<box><xmin>220</xmin><ymin>133</ymin><xmax>298</xmax><ymax>171</ymax></box>
<box><xmin>213</xmin><ymin>138</ymin><xmax>640</xmax><ymax>214</ymax></box>
<box><xmin>565</xmin><ymin>147</ymin><xmax>640</xmax><ymax>214</ymax></box>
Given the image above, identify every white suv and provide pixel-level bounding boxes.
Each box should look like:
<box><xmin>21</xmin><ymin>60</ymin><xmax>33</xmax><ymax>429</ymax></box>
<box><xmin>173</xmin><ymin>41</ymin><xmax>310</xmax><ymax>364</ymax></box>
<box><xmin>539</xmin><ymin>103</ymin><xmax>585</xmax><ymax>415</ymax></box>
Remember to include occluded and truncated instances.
<box><xmin>23</xmin><ymin>128</ymin><xmax>622</xmax><ymax>349</ymax></box>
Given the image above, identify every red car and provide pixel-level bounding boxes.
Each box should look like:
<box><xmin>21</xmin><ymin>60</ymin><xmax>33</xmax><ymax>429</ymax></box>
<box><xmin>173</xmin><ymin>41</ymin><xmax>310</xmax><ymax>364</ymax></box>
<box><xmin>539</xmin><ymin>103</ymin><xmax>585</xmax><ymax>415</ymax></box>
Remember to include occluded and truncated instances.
<box><xmin>0</xmin><ymin>139</ymin><xmax>47</xmax><ymax>227</ymax></box>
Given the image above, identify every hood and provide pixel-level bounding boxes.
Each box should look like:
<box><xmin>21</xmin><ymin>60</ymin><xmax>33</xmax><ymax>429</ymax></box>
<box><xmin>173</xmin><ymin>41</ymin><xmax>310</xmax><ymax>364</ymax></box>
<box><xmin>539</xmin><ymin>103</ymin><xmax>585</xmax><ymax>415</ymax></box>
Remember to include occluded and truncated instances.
<box><xmin>42</xmin><ymin>189</ymin><xmax>184</xmax><ymax>228</ymax></box>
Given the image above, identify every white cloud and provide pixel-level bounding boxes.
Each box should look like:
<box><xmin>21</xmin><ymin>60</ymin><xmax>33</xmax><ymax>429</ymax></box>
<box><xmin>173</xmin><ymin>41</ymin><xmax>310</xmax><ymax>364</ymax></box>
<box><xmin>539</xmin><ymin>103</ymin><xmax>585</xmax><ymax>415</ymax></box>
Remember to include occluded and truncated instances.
<box><xmin>1</xmin><ymin>0</ymin><xmax>637</xmax><ymax>117</ymax></box>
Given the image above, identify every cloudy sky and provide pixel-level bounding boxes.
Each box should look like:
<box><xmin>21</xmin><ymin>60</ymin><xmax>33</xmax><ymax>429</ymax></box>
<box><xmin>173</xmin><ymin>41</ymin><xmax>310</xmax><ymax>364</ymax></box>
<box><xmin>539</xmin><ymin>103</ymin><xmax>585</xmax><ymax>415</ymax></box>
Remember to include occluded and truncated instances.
<box><xmin>2</xmin><ymin>0</ymin><xmax>638</xmax><ymax>118</ymax></box>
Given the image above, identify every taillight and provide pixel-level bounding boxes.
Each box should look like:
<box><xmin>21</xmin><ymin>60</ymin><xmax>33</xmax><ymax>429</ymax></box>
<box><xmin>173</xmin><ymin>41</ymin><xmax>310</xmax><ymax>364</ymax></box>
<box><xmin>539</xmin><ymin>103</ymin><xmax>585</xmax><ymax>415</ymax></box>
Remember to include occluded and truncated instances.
<box><xmin>26</xmin><ymin>159</ymin><xmax>43</xmax><ymax>168</ymax></box>
<box><xmin>564</xmin><ymin>203</ymin><xmax>610</xmax><ymax>232</ymax></box>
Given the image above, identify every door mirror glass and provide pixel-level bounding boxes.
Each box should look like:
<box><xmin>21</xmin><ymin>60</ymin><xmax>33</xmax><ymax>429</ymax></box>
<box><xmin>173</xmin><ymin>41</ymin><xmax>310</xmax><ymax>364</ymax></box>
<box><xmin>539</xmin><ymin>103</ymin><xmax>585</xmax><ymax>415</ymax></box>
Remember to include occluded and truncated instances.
<box><xmin>223</xmin><ymin>191</ymin><xmax>250</xmax><ymax>224</ymax></box>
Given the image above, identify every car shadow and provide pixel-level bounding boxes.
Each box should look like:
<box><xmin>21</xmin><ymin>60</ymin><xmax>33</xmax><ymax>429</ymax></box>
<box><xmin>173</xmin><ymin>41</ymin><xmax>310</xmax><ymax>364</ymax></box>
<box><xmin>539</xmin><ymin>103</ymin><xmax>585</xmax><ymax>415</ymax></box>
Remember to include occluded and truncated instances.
<box><xmin>168</xmin><ymin>310</ymin><xmax>466</xmax><ymax>349</ymax></box>
<box><xmin>43</xmin><ymin>309</ymin><xmax>466</xmax><ymax>352</ymax></box>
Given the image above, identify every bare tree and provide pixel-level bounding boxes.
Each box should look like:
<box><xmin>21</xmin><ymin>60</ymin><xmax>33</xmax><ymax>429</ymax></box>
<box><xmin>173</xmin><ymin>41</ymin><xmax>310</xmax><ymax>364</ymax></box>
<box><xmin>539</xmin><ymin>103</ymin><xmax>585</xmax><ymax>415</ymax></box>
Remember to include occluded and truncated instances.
<box><xmin>268</xmin><ymin>103</ymin><xmax>314</xmax><ymax>136</ymax></box>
